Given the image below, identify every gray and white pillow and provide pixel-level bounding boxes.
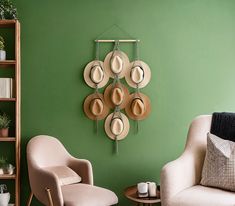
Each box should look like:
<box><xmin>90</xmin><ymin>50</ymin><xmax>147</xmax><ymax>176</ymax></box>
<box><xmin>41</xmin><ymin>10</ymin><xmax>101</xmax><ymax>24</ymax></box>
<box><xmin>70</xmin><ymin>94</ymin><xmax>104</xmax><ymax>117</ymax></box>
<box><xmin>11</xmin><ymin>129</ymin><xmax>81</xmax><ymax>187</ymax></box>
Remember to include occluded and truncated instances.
<box><xmin>200</xmin><ymin>132</ymin><xmax>235</xmax><ymax>191</ymax></box>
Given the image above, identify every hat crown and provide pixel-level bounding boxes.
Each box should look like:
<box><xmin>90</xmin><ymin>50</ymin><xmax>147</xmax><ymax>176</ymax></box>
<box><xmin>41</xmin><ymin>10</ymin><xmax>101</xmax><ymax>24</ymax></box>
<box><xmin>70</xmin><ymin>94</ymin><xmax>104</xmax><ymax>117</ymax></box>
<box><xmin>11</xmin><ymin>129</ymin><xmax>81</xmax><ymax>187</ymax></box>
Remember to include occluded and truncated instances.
<box><xmin>111</xmin><ymin>55</ymin><xmax>123</xmax><ymax>74</ymax></box>
<box><xmin>131</xmin><ymin>98</ymin><xmax>145</xmax><ymax>116</ymax></box>
<box><xmin>111</xmin><ymin>87</ymin><xmax>124</xmax><ymax>106</ymax></box>
<box><xmin>90</xmin><ymin>98</ymin><xmax>104</xmax><ymax>116</ymax></box>
<box><xmin>110</xmin><ymin>118</ymin><xmax>124</xmax><ymax>136</ymax></box>
<box><xmin>131</xmin><ymin>66</ymin><xmax>144</xmax><ymax>84</ymax></box>
<box><xmin>90</xmin><ymin>65</ymin><xmax>104</xmax><ymax>84</ymax></box>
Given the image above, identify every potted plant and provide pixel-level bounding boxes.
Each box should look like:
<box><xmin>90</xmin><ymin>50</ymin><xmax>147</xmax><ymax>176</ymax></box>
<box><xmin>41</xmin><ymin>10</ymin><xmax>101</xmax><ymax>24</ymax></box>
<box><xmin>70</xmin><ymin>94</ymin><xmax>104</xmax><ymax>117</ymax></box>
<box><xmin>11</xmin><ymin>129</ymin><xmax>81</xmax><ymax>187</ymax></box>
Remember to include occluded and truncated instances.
<box><xmin>0</xmin><ymin>113</ymin><xmax>10</xmax><ymax>137</ymax></box>
<box><xmin>0</xmin><ymin>184</ymin><xmax>10</xmax><ymax>206</ymax></box>
<box><xmin>0</xmin><ymin>156</ymin><xmax>7</xmax><ymax>175</ymax></box>
<box><xmin>0</xmin><ymin>0</ymin><xmax>18</xmax><ymax>20</ymax></box>
<box><xmin>0</xmin><ymin>36</ymin><xmax>5</xmax><ymax>60</ymax></box>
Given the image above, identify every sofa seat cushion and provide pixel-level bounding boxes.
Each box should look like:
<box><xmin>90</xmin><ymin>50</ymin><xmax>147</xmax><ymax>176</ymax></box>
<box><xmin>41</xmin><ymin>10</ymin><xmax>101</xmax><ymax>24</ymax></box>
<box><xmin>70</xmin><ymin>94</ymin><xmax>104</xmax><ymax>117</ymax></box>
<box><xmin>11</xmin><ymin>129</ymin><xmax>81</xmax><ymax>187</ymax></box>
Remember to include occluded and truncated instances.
<box><xmin>44</xmin><ymin>166</ymin><xmax>82</xmax><ymax>186</ymax></box>
<box><xmin>169</xmin><ymin>185</ymin><xmax>235</xmax><ymax>206</ymax></box>
<box><xmin>62</xmin><ymin>183</ymin><xmax>118</xmax><ymax>206</ymax></box>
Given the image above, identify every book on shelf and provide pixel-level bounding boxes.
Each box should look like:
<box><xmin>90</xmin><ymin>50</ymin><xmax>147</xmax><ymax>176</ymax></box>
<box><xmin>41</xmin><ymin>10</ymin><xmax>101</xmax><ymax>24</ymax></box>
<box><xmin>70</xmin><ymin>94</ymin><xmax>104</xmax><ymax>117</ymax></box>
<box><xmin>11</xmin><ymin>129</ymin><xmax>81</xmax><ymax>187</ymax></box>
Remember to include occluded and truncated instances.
<box><xmin>0</xmin><ymin>78</ymin><xmax>14</xmax><ymax>98</ymax></box>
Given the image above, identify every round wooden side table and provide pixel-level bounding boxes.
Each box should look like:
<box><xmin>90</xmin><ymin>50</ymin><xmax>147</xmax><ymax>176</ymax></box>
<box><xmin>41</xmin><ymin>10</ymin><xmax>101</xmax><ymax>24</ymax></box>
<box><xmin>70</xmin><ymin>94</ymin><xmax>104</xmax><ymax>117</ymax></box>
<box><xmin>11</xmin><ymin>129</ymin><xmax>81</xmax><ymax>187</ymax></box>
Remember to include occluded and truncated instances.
<box><xmin>124</xmin><ymin>185</ymin><xmax>161</xmax><ymax>206</ymax></box>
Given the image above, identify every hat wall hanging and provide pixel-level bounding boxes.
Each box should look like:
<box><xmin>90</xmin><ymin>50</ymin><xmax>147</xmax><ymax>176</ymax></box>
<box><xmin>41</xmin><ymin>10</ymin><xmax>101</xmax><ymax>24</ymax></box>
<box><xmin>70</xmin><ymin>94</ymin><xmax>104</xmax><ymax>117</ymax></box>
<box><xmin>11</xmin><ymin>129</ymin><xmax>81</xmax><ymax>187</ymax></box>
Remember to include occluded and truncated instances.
<box><xmin>83</xmin><ymin>25</ymin><xmax>152</xmax><ymax>154</ymax></box>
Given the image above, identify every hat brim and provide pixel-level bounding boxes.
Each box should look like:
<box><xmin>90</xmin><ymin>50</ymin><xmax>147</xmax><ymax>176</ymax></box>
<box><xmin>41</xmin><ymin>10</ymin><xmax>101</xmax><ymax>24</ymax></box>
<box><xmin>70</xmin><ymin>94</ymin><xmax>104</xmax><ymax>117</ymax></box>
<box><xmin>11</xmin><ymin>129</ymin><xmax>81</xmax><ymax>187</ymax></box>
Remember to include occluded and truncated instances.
<box><xmin>104</xmin><ymin>83</ymin><xmax>130</xmax><ymax>109</ymax></box>
<box><xmin>125</xmin><ymin>60</ymin><xmax>151</xmax><ymax>88</ymax></box>
<box><xmin>104</xmin><ymin>112</ymin><xmax>130</xmax><ymax>140</ymax></box>
<box><xmin>125</xmin><ymin>92</ymin><xmax>151</xmax><ymax>120</ymax></box>
<box><xmin>83</xmin><ymin>93</ymin><xmax>110</xmax><ymax>120</ymax></box>
<box><xmin>84</xmin><ymin>60</ymin><xmax>109</xmax><ymax>88</ymax></box>
<box><xmin>104</xmin><ymin>50</ymin><xmax>130</xmax><ymax>79</ymax></box>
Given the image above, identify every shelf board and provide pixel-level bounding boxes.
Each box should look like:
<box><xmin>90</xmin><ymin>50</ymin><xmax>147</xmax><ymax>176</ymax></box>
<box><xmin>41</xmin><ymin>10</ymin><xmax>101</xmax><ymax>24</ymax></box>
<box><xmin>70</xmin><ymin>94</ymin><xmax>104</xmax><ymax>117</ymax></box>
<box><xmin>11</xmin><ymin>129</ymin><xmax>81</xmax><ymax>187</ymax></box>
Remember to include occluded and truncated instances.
<box><xmin>0</xmin><ymin>20</ymin><xmax>16</xmax><ymax>28</ymax></box>
<box><xmin>0</xmin><ymin>174</ymin><xmax>16</xmax><ymax>179</ymax></box>
<box><xmin>0</xmin><ymin>98</ymin><xmax>16</xmax><ymax>102</ymax></box>
<box><xmin>0</xmin><ymin>60</ymin><xmax>16</xmax><ymax>67</ymax></box>
<box><xmin>0</xmin><ymin>137</ymin><xmax>16</xmax><ymax>142</ymax></box>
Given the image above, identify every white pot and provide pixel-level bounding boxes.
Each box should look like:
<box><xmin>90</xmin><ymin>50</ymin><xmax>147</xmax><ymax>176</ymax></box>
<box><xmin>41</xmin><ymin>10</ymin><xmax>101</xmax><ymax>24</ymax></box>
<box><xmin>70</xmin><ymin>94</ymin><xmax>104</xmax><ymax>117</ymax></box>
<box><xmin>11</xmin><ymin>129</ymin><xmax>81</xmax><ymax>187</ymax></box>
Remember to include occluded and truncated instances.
<box><xmin>0</xmin><ymin>192</ymin><xmax>10</xmax><ymax>206</ymax></box>
<box><xmin>0</xmin><ymin>50</ymin><xmax>6</xmax><ymax>61</ymax></box>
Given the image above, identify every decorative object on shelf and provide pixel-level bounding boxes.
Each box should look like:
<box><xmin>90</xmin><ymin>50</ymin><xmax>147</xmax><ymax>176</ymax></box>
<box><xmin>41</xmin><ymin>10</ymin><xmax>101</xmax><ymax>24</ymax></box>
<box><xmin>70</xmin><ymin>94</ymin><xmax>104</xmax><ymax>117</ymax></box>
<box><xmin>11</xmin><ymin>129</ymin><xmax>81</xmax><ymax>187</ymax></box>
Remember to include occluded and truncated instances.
<box><xmin>104</xmin><ymin>111</ymin><xmax>129</xmax><ymax>153</ymax></box>
<box><xmin>4</xmin><ymin>163</ymin><xmax>14</xmax><ymax>175</ymax></box>
<box><xmin>0</xmin><ymin>113</ymin><xmax>10</xmax><ymax>137</ymax></box>
<box><xmin>104</xmin><ymin>82</ymin><xmax>129</xmax><ymax>109</ymax></box>
<box><xmin>0</xmin><ymin>0</ymin><xmax>18</xmax><ymax>20</ymax></box>
<box><xmin>0</xmin><ymin>36</ymin><xmax>6</xmax><ymax>60</ymax></box>
<box><xmin>0</xmin><ymin>156</ymin><xmax>7</xmax><ymax>175</ymax></box>
<box><xmin>0</xmin><ymin>184</ymin><xmax>10</xmax><ymax>206</ymax></box>
<box><xmin>0</xmin><ymin>78</ymin><xmax>13</xmax><ymax>98</ymax></box>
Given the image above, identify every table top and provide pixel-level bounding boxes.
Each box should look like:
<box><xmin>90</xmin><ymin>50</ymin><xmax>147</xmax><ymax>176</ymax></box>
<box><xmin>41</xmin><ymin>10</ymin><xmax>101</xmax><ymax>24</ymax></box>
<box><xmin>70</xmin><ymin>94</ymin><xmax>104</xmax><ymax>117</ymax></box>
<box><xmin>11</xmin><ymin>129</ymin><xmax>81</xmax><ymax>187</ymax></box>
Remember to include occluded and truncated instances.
<box><xmin>124</xmin><ymin>185</ymin><xmax>161</xmax><ymax>204</ymax></box>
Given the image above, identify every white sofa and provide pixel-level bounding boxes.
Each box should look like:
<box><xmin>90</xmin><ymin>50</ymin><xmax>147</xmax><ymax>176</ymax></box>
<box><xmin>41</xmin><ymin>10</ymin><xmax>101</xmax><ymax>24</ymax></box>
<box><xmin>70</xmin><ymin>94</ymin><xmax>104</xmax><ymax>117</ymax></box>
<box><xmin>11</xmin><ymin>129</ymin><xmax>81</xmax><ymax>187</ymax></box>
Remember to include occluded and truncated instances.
<box><xmin>161</xmin><ymin>115</ymin><xmax>235</xmax><ymax>206</ymax></box>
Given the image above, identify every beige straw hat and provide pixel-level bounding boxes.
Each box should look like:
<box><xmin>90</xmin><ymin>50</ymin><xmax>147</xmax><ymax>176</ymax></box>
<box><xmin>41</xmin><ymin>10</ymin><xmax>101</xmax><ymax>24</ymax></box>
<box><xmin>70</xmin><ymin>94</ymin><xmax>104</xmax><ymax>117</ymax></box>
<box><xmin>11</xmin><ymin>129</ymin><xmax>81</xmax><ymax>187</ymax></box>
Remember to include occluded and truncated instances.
<box><xmin>125</xmin><ymin>92</ymin><xmax>151</xmax><ymax>120</ymax></box>
<box><xmin>83</xmin><ymin>93</ymin><xmax>109</xmax><ymax>120</ymax></box>
<box><xmin>104</xmin><ymin>83</ymin><xmax>129</xmax><ymax>109</ymax></box>
<box><xmin>104</xmin><ymin>50</ymin><xmax>130</xmax><ymax>79</ymax></box>
<box><xmin>104</xmin><ymin>112</ymin><xmax>130</xmax><ymax>140</ymax></box>
<box><xmin>125</xmin><ymin>60</ymin><xmax>151</xmax><ymax>88</ymax></box>
<box><xmin>84</xmin><ymin>60</ymin><xmax>109</xmax><ymax>88</ymax></box>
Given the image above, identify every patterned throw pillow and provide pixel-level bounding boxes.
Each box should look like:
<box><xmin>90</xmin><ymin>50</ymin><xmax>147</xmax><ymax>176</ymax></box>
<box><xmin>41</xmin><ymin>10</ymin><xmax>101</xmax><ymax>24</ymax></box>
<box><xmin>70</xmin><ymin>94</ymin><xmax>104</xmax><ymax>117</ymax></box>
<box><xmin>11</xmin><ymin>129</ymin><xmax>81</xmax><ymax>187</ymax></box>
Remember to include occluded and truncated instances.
<box><xmin>200</xmin><ymin>133</ymin><xmax>235</xmax><ymax>191</ymax></box>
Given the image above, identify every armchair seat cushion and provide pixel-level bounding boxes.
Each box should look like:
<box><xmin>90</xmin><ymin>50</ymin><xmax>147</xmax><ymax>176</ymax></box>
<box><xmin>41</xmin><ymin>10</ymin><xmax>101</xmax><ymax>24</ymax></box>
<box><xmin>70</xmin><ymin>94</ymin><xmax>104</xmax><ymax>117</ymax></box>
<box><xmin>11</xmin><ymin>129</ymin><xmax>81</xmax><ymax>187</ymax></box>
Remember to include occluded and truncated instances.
<box><xmin>62</xmin><ymin>183</ymin><xmax>118</xmax><ymax>206</ymax></box>
<box><xmin>170</xmin><ymin>185</ymin><xmax>235</xmax><ymax>206</ymax></box>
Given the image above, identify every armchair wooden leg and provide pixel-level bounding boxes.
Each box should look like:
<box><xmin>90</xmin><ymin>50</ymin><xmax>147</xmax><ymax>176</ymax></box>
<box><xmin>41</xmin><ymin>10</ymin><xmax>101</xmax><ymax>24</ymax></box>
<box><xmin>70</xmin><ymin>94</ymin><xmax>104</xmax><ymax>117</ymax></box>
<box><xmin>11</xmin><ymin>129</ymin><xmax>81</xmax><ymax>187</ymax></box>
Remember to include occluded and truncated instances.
<box><xmin>27</xmin><ymin>191</ymin><xmax>33</xmax><ymax>206</ymax></box>
<box><xmin>45</xmin><ymin>188</ymin><xmax>54</xmax><ymax>206</ymax></box>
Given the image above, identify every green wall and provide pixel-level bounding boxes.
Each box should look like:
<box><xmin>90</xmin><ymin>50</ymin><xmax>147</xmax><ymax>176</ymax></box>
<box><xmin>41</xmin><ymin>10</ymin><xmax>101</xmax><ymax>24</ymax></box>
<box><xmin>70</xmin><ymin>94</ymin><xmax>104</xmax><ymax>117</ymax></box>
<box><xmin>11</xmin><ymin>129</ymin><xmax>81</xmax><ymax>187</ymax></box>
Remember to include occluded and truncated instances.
<box><xmin>13</xmin><ymin>0</ymin><xmax>235</xmax><ymax>205</ymax></box>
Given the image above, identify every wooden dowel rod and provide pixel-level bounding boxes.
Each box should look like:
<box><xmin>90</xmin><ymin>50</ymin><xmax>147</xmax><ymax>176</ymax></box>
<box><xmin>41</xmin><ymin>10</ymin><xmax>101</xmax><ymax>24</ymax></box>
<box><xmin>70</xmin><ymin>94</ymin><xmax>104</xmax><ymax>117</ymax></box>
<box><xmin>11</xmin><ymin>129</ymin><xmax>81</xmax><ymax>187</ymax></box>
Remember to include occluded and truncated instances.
<box><xmin>95</xmin><ymin>39</ymin><xmax>140</xmax><ymax>43</ymax></box>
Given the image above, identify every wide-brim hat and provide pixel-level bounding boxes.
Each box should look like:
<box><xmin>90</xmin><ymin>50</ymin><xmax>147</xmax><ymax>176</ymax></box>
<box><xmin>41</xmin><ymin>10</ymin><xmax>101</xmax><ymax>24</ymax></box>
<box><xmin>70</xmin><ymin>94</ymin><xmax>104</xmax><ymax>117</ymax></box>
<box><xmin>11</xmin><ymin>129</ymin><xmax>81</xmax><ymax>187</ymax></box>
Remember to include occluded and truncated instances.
<box><xmin>104</xmin><ymin>50</ymin><xmax>130</xmax><ymax>79</ymax></box>
<box><xmin>83</xmin><ymin>93</ymin><xmax>109</xmax><ymax>120</ymax></box>
<box><xmin>125</xmin><ymin>60</ymin><xmax>151</xmax><ymax>88</ymax></box>
<box><xmin>104</xmin><ymin>112</ymin><xmax>130</xmax><ymax>140</ymax></box>
<box><xmin>84</xmin><ymin>60</ymin><xmax>109</xmax><ymax>88</ymax></box>
<box><xmin>125</xmin><ymin>92</ymin><xmax>151</xmax><ymax>120</ymax></box>
<box><xmin>104</xmin><ymin>82</ymin><xmax>129</xmax><ymax>109</ymax></box>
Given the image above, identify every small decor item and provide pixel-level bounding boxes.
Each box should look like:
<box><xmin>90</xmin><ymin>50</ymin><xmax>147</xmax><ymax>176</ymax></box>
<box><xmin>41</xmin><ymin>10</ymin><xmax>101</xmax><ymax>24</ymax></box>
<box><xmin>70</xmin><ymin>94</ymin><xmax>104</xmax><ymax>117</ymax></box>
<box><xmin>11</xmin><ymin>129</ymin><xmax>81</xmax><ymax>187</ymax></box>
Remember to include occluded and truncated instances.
<box><xmin>0</xmin><ymin>113</ymin><xmax>10</xmax><ymax>137</ymax></box>
<box><xmin>147</xmin><ymin>182</ymin><xmax>157</xmax><ymax>197</ymax></box>
<box><xmin>104</xmin><ymin>112</ymin><xmax>129</xmax><ymax>153</ymax></box>
<box><xmin>137</xmin><ymin>182</ymin><xmax>148</xmax><ymax>198</ymax></box>
<box><xmin>104</xmin><ymin>83</ymin><xmax>129</xmax><ymax>109</ymax></box>
<box><xmin>0</xmin><ymin>0</ymin><xmax>18</xmax><ymax>19</ymax></box>
<box><xmin>4</xmin><ymin>164</ymin><xmax>14</xmax><ymax>175</ymax></box>
<box><xmin>104</xmin><ymin>41</ymin><xmax>130</xmax><ymax>79</ymax></box>
<box><xmin>0</xmin><ymin>36</ymin><xmax>6</xmax><ymax>61</ymax></box>
<box><xmin>0</xmin><ymin>156</ymin><xmax>7</xmax><ymax>175</ymax></box>
<box><xmin>0</xmin><ymin>184</ymin><xmax>10</xmax><ymax>206</ymax></box>
<box><xmin>125</xmin><ymin>60</ymin><xmax>151</xmax><ymax>89</ymax></box>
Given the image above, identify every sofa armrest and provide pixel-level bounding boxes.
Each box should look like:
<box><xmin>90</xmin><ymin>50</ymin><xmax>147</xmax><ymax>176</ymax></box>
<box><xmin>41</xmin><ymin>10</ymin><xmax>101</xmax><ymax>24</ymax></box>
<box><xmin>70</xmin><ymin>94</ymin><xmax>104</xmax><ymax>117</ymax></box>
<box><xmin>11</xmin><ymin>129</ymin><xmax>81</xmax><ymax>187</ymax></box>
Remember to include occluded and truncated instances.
<box><xmin>68</xmin><ymin>158</ymin><xmax>93</xmax><ymax>185</ymax></box>
<box><xmin>161</xmin><ymin>152</ymin><xmax>198</xmax><ymax>206</ymax></box>
<box><xmin>29</xmin><ymin>167</ymin><xmax>64</xmax><ymax>206</ymax></box>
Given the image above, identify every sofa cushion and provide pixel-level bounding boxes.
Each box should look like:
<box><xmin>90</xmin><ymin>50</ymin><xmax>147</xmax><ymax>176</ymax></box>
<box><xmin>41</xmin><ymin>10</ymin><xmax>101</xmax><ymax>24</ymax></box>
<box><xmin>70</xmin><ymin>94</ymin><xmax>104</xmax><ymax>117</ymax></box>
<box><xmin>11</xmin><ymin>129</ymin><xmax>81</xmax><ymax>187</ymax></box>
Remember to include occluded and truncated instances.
<box><xmin>62</xmin><ymin>183</ymin><xmax>118</xmax><ymax>206</ymax></box>
<box><xmin>44</xmin><ymin>166</ymin><xmax>82</xmax><ymax>186</ymax></box>
<box><xmin>169</xmin><ymin>185</ymin><xmax>235</xmax><ymax>206</ymax></box>
<box><xmin>200</xmin><ymin>133</ymin><xmax>235</xmax><ymax>191</ymax></box>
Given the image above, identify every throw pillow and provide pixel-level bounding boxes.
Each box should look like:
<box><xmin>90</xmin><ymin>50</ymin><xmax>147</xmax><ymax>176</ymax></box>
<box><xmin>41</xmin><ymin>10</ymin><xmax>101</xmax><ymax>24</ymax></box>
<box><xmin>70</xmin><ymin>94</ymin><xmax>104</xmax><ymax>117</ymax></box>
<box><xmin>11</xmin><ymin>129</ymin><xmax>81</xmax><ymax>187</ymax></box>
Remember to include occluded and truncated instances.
<box><xmin>200</xmin><ymin>133</ymin><xmax>235</xmax><ymax>191</ymax></box>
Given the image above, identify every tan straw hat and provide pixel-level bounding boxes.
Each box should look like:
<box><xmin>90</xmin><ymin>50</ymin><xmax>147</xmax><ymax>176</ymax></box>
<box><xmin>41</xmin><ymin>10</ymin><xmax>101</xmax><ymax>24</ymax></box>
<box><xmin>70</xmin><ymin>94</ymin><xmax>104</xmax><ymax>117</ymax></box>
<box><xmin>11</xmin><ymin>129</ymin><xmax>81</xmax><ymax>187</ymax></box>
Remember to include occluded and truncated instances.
<box><xmin>104</xmin><ymin>83</ymin><xmax>129</xmax><ymax>109</ymax></box>
<box><xmin>125</xmin><ymin>92</ymin><xmax>151</xmax><ymax>120</ymax></box>
<box><xmin>84</xmin><ymin>60</ymin><xmax>109</xmax><ymax>88</ymax></box>
<box><xmin>104</xmin><ymin>50</ymin><xmax>130</xmax><ymax>79</ymax></box>
<box><xmin>125</xmin><ymin>60</ymin><xmax>151</xmax><ymax>88</ymax></box>
<box><xmin>104</xmin><ymin>112</ymin><xmax>130</xmax><ymax>140</ymax></box>
<box><xmin>83</xmin><ymin>93</ymin><xmax>109</xmax><ymax>120</ymax></box>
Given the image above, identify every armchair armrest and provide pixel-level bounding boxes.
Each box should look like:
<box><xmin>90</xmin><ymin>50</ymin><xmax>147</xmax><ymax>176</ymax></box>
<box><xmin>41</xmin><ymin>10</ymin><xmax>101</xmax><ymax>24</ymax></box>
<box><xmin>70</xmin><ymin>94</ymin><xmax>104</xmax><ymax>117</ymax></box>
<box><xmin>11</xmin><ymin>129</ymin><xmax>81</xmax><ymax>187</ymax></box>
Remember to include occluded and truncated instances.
<box><xmin>161</xmin><ymin>151</ymin><xmax>198</xmax><ymax>205</ymax></box>
<box><xmin>29</xmin><ymin>167</ymin><xmax>64</xmax><ymax>206</ymax></box>
<box><xmin>68</xmin><ymin>157</ymin><xmax>93</xmax><ymax>185</ymax></box>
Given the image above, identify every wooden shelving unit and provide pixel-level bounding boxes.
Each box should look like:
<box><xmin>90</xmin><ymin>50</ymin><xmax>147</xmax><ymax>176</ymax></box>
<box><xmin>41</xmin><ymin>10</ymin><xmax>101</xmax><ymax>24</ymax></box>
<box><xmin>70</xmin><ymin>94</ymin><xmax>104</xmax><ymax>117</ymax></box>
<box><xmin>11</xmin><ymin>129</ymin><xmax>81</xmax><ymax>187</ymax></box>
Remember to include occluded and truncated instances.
<box><xmin>0</xmin><ymin>20</ymin><xmax>20</xmax><ymax>206</ymax></box>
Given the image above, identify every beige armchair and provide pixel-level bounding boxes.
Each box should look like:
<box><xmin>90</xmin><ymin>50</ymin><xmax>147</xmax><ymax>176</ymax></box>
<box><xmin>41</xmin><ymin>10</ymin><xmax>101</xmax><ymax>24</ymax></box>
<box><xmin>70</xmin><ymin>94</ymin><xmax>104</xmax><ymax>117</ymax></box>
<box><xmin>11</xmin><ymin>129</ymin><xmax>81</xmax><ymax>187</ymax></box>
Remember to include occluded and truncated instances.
<box><xmin>161</xmin><ymin>115</ymin><xmax>235</xmax><ymax>206</ymax></box>
<box><xmin>26</xmin><ymin>135</ymin><xmax>118</xmax><ymax>206</ymax></box>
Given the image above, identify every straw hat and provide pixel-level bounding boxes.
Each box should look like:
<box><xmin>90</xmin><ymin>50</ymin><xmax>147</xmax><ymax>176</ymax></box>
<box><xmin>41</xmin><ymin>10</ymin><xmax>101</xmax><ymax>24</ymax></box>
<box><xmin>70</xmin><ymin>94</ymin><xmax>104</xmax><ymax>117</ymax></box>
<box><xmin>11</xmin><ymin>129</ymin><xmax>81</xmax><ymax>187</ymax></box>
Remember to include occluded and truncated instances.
<box><xmin>104</xmin><ymin>50</ymin><xmax>130</xmax><ymax>79</ymax></box>
<box><xmin>84</xmin><ymin>60</ymin><xmax>109</xmax><ymax>88</ymax></box>
<box><xmin>83</xmin><ymin>93</ymin><xmax>109</xmax><ymax>120</ymax></box>
<box><xmin>125</xmin><ymin>60</ymin><xmax>151</xmax><ymax>88</ymax></box>
<box><xmin>104</xmin><ymin>112</ymin><xmax>130</xmax><ymax>140</ymax></box>
<box><xmin>125</xmin><ymin>92</ymin><xmax>151</xmax><ymax>120</ymax></box>
<box><xmin>104</xmin><ymin>83</ymin><xmax>129</xmax><ymax>109</ymax></box>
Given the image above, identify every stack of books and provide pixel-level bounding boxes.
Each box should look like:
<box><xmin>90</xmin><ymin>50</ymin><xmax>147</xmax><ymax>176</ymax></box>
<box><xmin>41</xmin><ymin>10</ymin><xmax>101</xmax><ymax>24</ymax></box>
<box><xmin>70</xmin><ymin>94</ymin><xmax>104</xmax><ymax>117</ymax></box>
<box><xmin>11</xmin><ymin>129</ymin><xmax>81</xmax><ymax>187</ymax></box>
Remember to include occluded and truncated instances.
<box><xmin>0</xmin><ymin>78</ymin><xmax>14</xmax><ymax>98</ymax></box>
